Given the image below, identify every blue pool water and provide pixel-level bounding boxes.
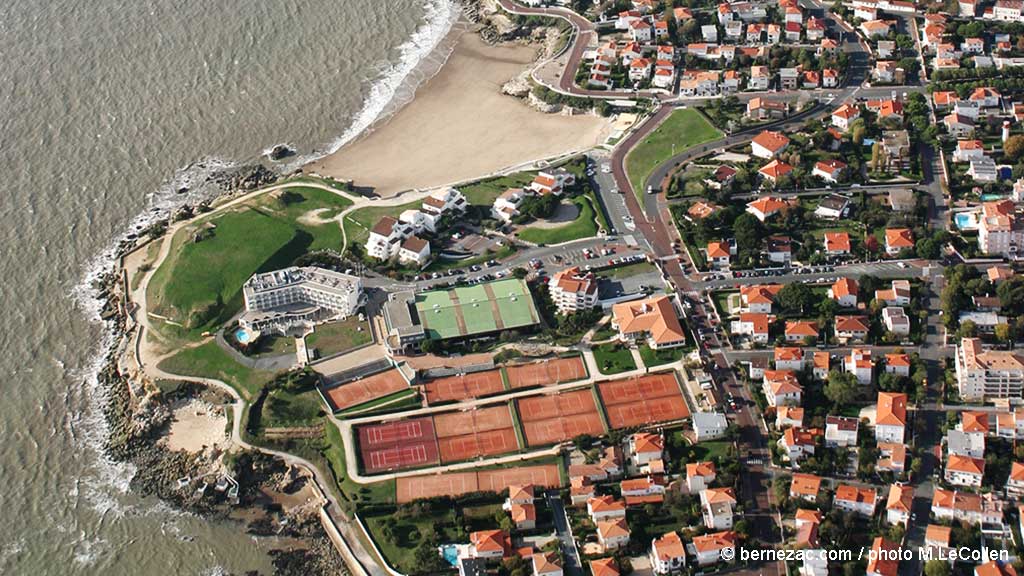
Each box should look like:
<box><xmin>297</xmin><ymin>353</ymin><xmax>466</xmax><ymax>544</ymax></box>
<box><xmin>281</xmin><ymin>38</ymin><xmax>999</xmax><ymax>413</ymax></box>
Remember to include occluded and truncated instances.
<box><xmin>441</xmin><ymin>545</ymin><xmax>459</xmax><ymax>566</ymax></box>
<box><xmin>954</xmin><ymin>213</ymin><xmax>978</xmax><ymax>231</ymax></box>
<box><xmin>235</xmin><ymin>329</ymin><xmax>251</xmax><ymax>343</ymax></box>
<box><xmin>981</xmin><ymin>194</ymin><xmax>1007</xmax><ymax>201</ymax></box>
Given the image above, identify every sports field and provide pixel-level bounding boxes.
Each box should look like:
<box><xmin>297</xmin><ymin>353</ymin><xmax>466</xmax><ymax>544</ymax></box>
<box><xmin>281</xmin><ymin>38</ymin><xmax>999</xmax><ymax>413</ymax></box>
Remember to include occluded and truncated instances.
<box><xmin>424</xmin><ymin>369</ymin><xmax>505</xmax><ymax>404</ymax></box>
<box><xmin>517</xmin><ymin>388</ymin><xmax>606</xmax><ymax>447</ymax></box>
<box><xmin>357</xmin><ymin>417</ymin><xmax>440</xmax><ymax>474</ymax></box>
<box><xmin>395</xmin><ymin>464</ymin><xmax>562</xmax><ymax>503</ymax></box>
<box><xmin>506</xmin><ymin>356</ymin><xmax>588</xmax><ymax>389</ymax></box>
<box><xmin>597</xmin><ymin>372</ymin><xmax>691</xmax><ymax>429</ymax></box>
<box><xmin>322</xmin><ymin>368</ymin><xmax>410</xmax><ymax>412</ymax></box>
<box><xmin>416</xmin><ymin>278</ymin><xmax>539</xmax><ymax>340</ymax></box>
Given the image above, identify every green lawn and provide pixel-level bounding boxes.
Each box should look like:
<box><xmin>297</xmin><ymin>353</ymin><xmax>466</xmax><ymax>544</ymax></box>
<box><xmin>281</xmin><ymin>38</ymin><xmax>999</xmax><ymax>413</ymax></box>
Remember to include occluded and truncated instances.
<box><xmin>363</xmin><ymin>509</ymin><xmax>457</xmax><ymax>574</ymax></box>
<box><xmin>250</xmin><ymin>335</ymin><xmax>297</xmax><ymax>358</ymax></box>
<box><xmin>517</xmin><ymin>194</ymin><xmax>600</xmax><ymax>245</ymax></box>
<box><xmin>337</xmin><ymin>389</ymin><xmax>419</xmax><ymax>416</ymax></box>
<box><xmin>262</xmin><ymin>388</ymin><xmax>325</xmax><ymax>428</ymax></box>
<box><xmin>157</xmin><ymin>341</ymin><xmax>273</xmax><ymax>399</ymax></box>
<box><xmin>305</xmin><ymin>316</ymin><xmax>373</xmax><ymax>359</ymax></box>
<box><xmin>625</xmin><ymin>109</ymin><xmax>721</xmax><ymax>202</ymax></box>
<box><xmin>459</xmin><ymin>173</ymin><xmax>536</xmax><ymax>205</ymax></box>
<box><xmin>592</xmin><ymin>343</ymin><xmax>637</xmax><ymax>375</ymax></box>
<box><xmin>341</xmin><ymin>199</ymin><xmax>423</xmax><ymax>248</ymax></box>
<box><xmin>322</xmin><ymin>423</ymin><xmax>395</xmax><ymax>504</ymax></box>
<box><xmin>711</xmin><ymin>290</ymin><xmax>739</xmax><ymax>319</ymax></box>
<box><xmin>595</xmin><ymin>261</ymin><xmax>657</xmax><ymax>279</ymax></box>
<box><xmin>691</xmin><ymin>439</ymin><xmax>734</xmax><ymax>461</ymax></box>
<box><xmin>639</xmin><ymin>345</ymin><xmax>685</xmax><ymax>367</ymax></box>
<box><xmin>146</xmin><ymin>186</ymin><xmax>352</xmax><ymax>336</ymax></box>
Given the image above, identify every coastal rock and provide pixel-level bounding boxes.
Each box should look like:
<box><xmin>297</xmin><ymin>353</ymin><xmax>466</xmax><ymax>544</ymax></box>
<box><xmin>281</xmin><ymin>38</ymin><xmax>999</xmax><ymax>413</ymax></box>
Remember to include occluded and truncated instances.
<box><xmin>210</xmin><ymin>164</ymin><xmax>278</xmax><ymax>192</ymax></box>
<box><xmin>266</xmin><ymin>144</ymin><xmax>296</xmax><ymax>161</ymax></box>
<box><xmin>501</xmin><ymin>71</ymin><xmax>532</xmax><ymax>98</ymax></box>
<box><xmin>527</xmin><ymin>91</ymin><xmax>561</xmax><ymax>114</ymax></box>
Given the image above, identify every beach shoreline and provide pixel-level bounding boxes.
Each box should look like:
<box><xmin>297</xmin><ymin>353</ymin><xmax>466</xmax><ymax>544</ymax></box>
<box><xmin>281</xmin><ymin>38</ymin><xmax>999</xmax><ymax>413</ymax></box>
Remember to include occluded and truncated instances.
<box><xmin>303</xmin><ymin>19</ymin><xmax>611</xmax><ymax>198</ymax></box>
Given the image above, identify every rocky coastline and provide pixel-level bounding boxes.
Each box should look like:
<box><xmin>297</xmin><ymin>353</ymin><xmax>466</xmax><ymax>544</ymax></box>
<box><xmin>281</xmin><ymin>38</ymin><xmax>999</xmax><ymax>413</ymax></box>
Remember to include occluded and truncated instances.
<box><xmin>90</xmin><ymin>163</ymin><xmax>348</xmax><ymax>576</ymax></box>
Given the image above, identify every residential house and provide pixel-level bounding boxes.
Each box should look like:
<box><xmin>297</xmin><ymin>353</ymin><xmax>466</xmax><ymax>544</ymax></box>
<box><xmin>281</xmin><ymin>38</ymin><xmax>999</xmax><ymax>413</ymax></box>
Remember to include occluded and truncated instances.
<box><xmin>759</xmin><ymin>160</ymin><xmax>794</xmax><ymax>184</ymax></box>
<box><xmin>748</xmin><ymin>66</ymin><xmax>771</xmax><ymax>91</ymax></box>
<box><xmin>845</xmin><ymin>348</ymin><xmax>874</xmax><ymax>384</ymax></box>
<box><xmin>835</xmin><ymin>316</ymin><xmax>869</xmax><ymax>343</ymax></box>
<box><xmin>778</xmin><ymin>426</ymin><xmax>817</xmax><ymax>462</ymax></box>
<box><xmin>707</xmin><ymin>241</ymin><xmax>731</xmax><ymax>269</ymax></box>
<box><xmin>825</xmin><ymin>416</ymin><xmax>859</xmax><ymax>448</ymax></box>
<box><xmin>732</xmin><ymin>312</ymin><xmax>770</xmax><ymax>343</ymax></box>
<box><xmin>650</xmin><ymin>531</ymin><xmax>687</xmax><ymax>575</ymax></box>
<box><xmin>629</xmin><ymin>432</ymin><xmax>664</xmax><ymax>466</ymax></box>
<box><xmin>866</xmin><ymin>537</ymin><xmax>900</xmax><ymax>576</ymax></box>
<box><xmin>775</xmin><ymin>347</ymin><xmax>806</xmax><ymax>371</ymax></box>
<box><xmin>777</xmin><ymin>405</ymin><xmax>805</xmax><ymax>429</ymax></box>
<box><xmin>947</xmin><ymin>429</ymin><xmax>985</xmax><ymax>459</ymax></box>
<box><xmin>954</xmin><ymin>139</ymin><xmax>986</xmax><ymax>162</ymax></box>
<box><xmin>470</xmin><ymin>530</ymin><xmax>510</xmax><ymax>559</ymax></box>
<box><xmin>693</xmin><ymin>411</ymin><xmax>729</xmax><ymax>440</ymax></box>
<box><xmin>814</xmin><ymin>194</ymin><xmax>851</xmax><ymax>219</ymax></box>
<box><xmin>932</xmin><ymin>489</ymin><xmax>1004</xmax><ymax>525</ymax></box>
<box><xmin>885</xmin><ymin>484</ymin><xmax>914</xmax><ymax>526</ymax></box>
<box><xmin>832</xmin><ymin>103</ymin><xmax>861</xmax><ymax>131</ymax></box>
<box><xmin>813</xmin><ymin>159</ymin><xmax>847</xmax><ymax>183</ymax></box>
<box><xmin>691</xmin><ymin>531</ymin><xmax>737</xmax><ymax>567</ymax></box>
<box><xmin>875</xmin><ymin>279</ymin><xmax>911</xmax><ymax>305</ymax></box>
<box><xmin>1008</xmin><ymin>462</ymin><xmax>1024</xmax><ymax>497</ymax></box>
<box><xmin>533</xmin><ymin>552</ymin><xmax>563</xmax><ymax>576</ymax></box>
<box><xmin>767</xmin><ymin>235</ymin><xmax>792</xmax><ymax>263</ymax></box>
<box><xmin>763</xmin><ymin>370</ymin><xmax>802</xmax><ymax>406</ymax></box>
<box><xmin>786</xmin><ymin>320</ymin><xmax>819</xmax><ymax>344</ymax></box>
<box><xmin>751</xmin><ymin>131</ymin><xmax>791</xmax><ymax>159</ymax></box>
<box><xmin>860</xmin><ymin>19</ymin><xmax>893</xmax><ymax>38</ymax></box>
<box><xmin>875</xmin><ymin>392</ymin><xmax>907</xmax><ymax>443</ymax></box>
<box><xmin>944</xmin><ymin>113</ymin><xmax>975</xmax><ymax>138</ymax></box>
<box><xmin>945</xmin><ymin>454</ymin><xmax>985</xmax><ymax>487</ymax></box>
<box><xmin>747</xmin><ymin>97</ymin><xmax>788</xmax><ymax>120</ymax></box>
<box><xmin>829</xmin><ymin>277</ymin><xmax>859</xmax><ymax>307</ymax></box>
<box><xmin>824</xmin><ymin>231</ymin><xmax>851</xmax><ymax>256</ymax></box>
<box><xmin>596</xmin><ymin>518</ymin><xmax>631</xmax><ymax>551</ymax></box>
<box><xmin>746</xmin><ymin>195</ymin><xmax>790</xmax><ymax>221</ymax></box>
<box><xmin>877</xmin><ymin>442</ymin><xmax>907</xmax><ymax>474</ymax></box>
<box><xmin>834</xmin><ymin>484</ymin><xmax>877</xmax><ymax>517</ymax></box>
<box><xmin>979</xmin><ymin>199</ymin><xmax>1024</xmax><ymax>257</ymax></box>
<box><xmin>884</xmin><ymin>228</ymin><xmax>914</xmax><ymax>256</ymax></box>
<box><xmin>790</xmin><ymin>473</ymin><xmax>822</xmax><ymax>501</ymax></box>
<box><xmin>700</xmin><ymin>487</ymin><xmax>736</xmax><ymax>530</ymax></box>
<box><xmin>882</xmin><ymin>306</ymin><xmax>910</xmax><ymax>336</ymax></box>
<box><xmin>587</xmin><ymin>496</ymin><xmax>626</xmax><ymax>522</ymax></box>
<box><xmin>686</xmin><ymin>461</ymin><xmax>717</xmax><ymax>493</ymax></box>
<box><xmin>740</xmin><ymin>284</ymin><xmax>782</xmax><ymax>313</ymax></box>
<box><xmin>884</xmin><ymin>353</ymin><xmax>911</xmax><ymax>377</ymax></box>
<box><xmin>813</xmin><ymin>352</ymin><xmax>831</xmax><ymax>380</ymax></box>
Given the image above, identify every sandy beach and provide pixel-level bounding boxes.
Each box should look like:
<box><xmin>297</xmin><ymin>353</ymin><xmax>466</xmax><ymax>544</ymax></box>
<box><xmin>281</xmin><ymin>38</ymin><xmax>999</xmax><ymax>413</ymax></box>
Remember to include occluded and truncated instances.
<box><xmin>304</xmin><ymin>25</ymin><xmax>610</xmax><ymax>197</ymax></box>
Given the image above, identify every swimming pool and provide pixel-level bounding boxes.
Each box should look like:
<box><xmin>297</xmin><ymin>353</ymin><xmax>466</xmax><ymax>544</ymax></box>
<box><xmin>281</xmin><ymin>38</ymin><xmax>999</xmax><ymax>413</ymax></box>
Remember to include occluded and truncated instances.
<box><xmin>441</xmin><ymin>545</ymin><xmax>459</xmax><ymax>567</ymax></box>
<box><xmin>235</xmin><ymin>328</ymin><xmax>252</xmax><ymax>343</ymax></box>
<box><xmin>980</xmin><ymin>194</ymin><xmax>1007</xmax><ymax>202</ymax></box>
<box><xmin>954</xmin><ymin>212</ymin><xmax>979</xmax><ymax>231</ymax></box>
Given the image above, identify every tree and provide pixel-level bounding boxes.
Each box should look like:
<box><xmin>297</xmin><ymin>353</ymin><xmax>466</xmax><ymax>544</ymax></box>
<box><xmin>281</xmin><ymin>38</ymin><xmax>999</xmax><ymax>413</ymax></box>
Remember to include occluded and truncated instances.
<box><xmin>777</xmin><ymin>283</ymin><xmax>814</xmax><ymax>316</ymax></box>
<box><xmin>956</xmin><ymin>320</ymin><xmax>978</xmax><ymax>339</ymax></box>
<box><xmin>1006</xmin><ymin>134</ymin><xmax>1024</xmax><ymax>161</ymax></box>
<box><xmin>419</xmin><ymin>338</ymin><xmax>439</xmax><ymax>354</ymax></box>
<box><xmin>733</xmin><ymin>212</ymin><xmax>765</xmax><ymax>263</ymax></box>
<box><xmin>996</xmin><ymin>323</ymin><xmax>1012</xmax><ymax>344</ymax></box>
<box><xmin>924</xmin><ymin>559</ymin><xmax>952</xmax><ymax>576</ymax></box>
<box><xmin>825</xmin><ymin>371</ymin><xmax>859</xmax><ymax>407</ymax></box>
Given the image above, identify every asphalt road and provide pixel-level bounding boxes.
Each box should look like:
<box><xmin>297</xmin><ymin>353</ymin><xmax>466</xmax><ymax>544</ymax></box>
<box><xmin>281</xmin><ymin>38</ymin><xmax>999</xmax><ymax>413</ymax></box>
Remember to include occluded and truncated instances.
<box><xmin>548</xmin><ymin>492</ymin><xmax>584</xmax><ymax>576</ymax></box>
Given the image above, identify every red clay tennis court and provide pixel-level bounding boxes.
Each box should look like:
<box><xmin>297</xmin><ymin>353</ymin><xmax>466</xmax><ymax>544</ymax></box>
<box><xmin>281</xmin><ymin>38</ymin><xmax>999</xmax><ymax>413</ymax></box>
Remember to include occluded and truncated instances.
<box><xmin>356</xmin><ymin>417</ymin><xmax>440</xmax><ymax>474</ymax></box>
<box><xmin>323</xmin><ymin>368</ymin><xmax>409</xmax><ymax>412</ymax></box>
<box><xmin>598</xmin><ymin>372</ymin><xmax>690</xmax><ymax>429</ymax></box>
<box><xmin>432</xmin><ymin>404</ymin><xmax>519</xmax><ymax>463</ymax></box>
<box><xmin>437</xmin><ymin>428</ymin><xmax>520</xmax><ymax>463</ymax></box>
<box><xmin>424</xmin><ymin>369</ymin><xmax>505</xmax><ymax>404</ymax></box>
<box><xmin>517</xmin><ymin>388</ymin><xmax>606</xmax><ymax>447</ymax></box>
<box><xmin>396</xmin><ymin>464</ymin><xmax>561</xmax><ymax>503</ymax></box>
<box><xmin>433</xmin><ymin>405</ymin><xmax>515</xmax><ymax>437</ymax></box>
<box><xmin>505</xmin><ymin>356</ymin><xmax>588</xmax><ymax>389</ymax></box>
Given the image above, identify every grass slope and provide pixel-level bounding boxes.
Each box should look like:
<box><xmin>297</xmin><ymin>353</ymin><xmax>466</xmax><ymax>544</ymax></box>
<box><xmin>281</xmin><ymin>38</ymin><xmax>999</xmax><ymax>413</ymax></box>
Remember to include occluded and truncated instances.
<box><xmin>517</xmin><ymin>195</ymin><xmax>600</xmax><ymax>245</ymax></box>
<box><xmin>625</xmin><ymin>109</ymin><xmax>721</xmax><ymax>201</ymax></box>
<box><xmin>147</xmin><ymin>187</ymin><xmax>351</xmax><ymax>336</ymax></box>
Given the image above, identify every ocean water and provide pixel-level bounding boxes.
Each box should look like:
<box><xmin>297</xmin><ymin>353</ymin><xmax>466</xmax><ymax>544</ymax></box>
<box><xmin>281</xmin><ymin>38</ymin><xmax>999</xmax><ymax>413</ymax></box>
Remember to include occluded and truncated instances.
<box><xmin>0</xmin><ymin>0</ymin><xmax>458</xmax><ymax>573</ymax></box>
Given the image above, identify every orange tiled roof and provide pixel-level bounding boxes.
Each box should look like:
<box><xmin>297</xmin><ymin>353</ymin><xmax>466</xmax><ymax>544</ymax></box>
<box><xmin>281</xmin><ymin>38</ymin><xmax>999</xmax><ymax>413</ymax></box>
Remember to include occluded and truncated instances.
<box><xmin>752</xmin><ymin>130</ymin><xmax>791</xmax><ymax>153</ymax></box>
<box><xmin>611</xmin><ymin>296</ymin><xmax>686</xmax><ymax>345</ymax></box>
<box><xmin>790</xmin><ymin>473</ymin><xmax>822</xmax><ymax>497</ymax></box>
<box><xmin>885</xmin><ymin>228</ymin><xmax>914</xmax><ymax>248</ymax></box>
<box><xmin>876</xmin><ymin>392</ymin><xmax>907</xmax><ymax>426</ymax></box>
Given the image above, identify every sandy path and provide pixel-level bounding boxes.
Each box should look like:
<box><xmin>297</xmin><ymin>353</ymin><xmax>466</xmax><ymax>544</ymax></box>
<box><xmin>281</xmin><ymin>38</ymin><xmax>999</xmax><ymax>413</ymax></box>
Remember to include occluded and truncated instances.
<box><xmin>304</xmin><ymin>28</ymin><xmax>610</xmax><ymax>197</ymax></box>
<box><xmin>165</xmin><ymin>398</ymin><xmax>229</xmax><ymax>453</ymax></box>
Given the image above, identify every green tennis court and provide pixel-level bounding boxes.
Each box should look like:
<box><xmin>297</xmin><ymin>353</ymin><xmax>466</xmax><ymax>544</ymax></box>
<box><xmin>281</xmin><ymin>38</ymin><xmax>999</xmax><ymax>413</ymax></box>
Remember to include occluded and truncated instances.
<box><xmin>415</xmin><ymin>278</ymin><xmax>539</xmax><ymax>340</ymax></box>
